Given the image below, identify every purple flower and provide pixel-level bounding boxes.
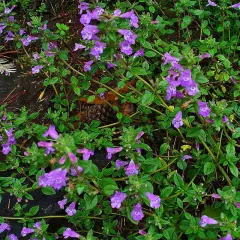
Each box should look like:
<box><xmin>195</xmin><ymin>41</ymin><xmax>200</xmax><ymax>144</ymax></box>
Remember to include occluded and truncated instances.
<box><xmin>115</xmin><ymin>160</ymin><xmax>129</xmax><ymax>170</ymax></box>
<box><xmin>120</xmin><ymin>10</ymin><xmax>138</xmax><ymax>28</ymax></box>
<box><xmin>0</xmin><ymin>223</ymin><xmax>10</xmax><ymax>233</ymax></box>
<box><xmin>131</xmin><ymin>203</ymin><xmax>144</xmax><ymax>221</ymax></box>
<box><xmin>2</xmin><ymin>143</ymin><xmax>12</xmax><ymax>155</ymax></box>
<box><xmin>8</xmin><ymin>234</ymin><xmax>18</xmax><ymax>240</ymax></box>
<box><xmin>166</xmin><ymin>85</ymin><xmax>177</xmax><ymax>101</ymax></box>
<box><xmin>198</xmin><ymin>101</ymin><xmax>211</xmax><ymax>118</ymax></box>
<box><xmin>38</xmin><ymin>168</ymin><xmax>68</xmax><ymax>190</ymax></box>
<box><xmin>58</xmin><ymin>198</ymin><xmax>67</xmax><ymax>209</ymax></box>
<box><xmin>163</xmin><ymin>52</ymin><xmax>179</xmax><ymax>66</ymax></box>
<box><xmin>21</xmin><ymin>35</ymin><xmax>38</xmax><ymax>46</ymax></box>
<box><xmin>110</xmin><ymin>191</ymin><xmax>127</xmax><ymax>209</ymax></box>
<box><xmin>146</xmin><ymin>192</ymin><xmax>161</xmax><ymax>209</ymax></box>
<box><xmin>38</xmin><ymin>141</ymin><xmax>55</xmax><ymax>155</ymax></box>
<box><xmin>206</xmin><ymin>0</ymin><xmax>217</xmax><ymax>7</ymax></box>
<box><xmin>68</xmin><ymin>152</ymin><xmax>77</xmax><ymax>163</ymax></box>
<box><xmin>125</xmin><ymin>160</ymin><xmax>139</xmax><ymax>176</ymax></box>
<box><xmin>48</xmin><ymin>42</ymin><xmax>57</xmax><ymax>50</ymax></box>
<box><xmin>78</xmin><ymin>2</ymin><xmax>89</xmax><ymax>15</ymax></box>
<box><xmin>118</xmin><ymin>29</ymin><xmax>138</xmax><ymax>44</ymax></box>
<box><xmin>90</xmin><ymin>41</ymin><xmax>106</xmax><ymax>59</ymax></box>
<box><xmin>106</xmin><ymin>147</ymin><xmax>123</xmax><ymax>159</ymax></box>
<box><xmin>136</xmin><ymin>131</ymin><xmax>144</xmax><ymax>142</ymax></box>
<box><xmin>133</xmin><ymin>49</ymin><xmax>144</xmax><ymax>59</ymax></box>
<box><xmin>38</xmin><ymin>24</ymin><xmax>47</xmax><ymax>30</ymax></box>
<box><xmin>63</xmin><ymin>228</ymin><xmax>80</xmax><ymax>239</ymax></box>
<box><xmin>21</xmin><ymin>227</ymin><xmax>34</xmax><ymax>237</ymax></box>
<box><xmin>81</xmin><ymin>25</ymin><xmax>99</xmax><ymax>40</ymax></box>
<box><xmin>32</xmin><ymin>65</ymin><xmax>43</xmax><ymax>74</ymax></box>
<box><xmin>80</xmin><ymin>11</ymin><xmax>92</xmax><ymax>25</ymax></box>
<box><xmin>59</xmin><ymin>155</ymin><xmax>67</xmax><ymax>165</ymax></box>
<box><xmin>77</xmin><ymin>148</ymin><xmax>94</xmax><ymax>160</ymax></box>
<box><xmin>185</xmin><ymin>82</ymin><xmax>199</xmax><ymax>96</ymax></box>
<box><xmin>172</xmin><ymin>111</ymin><xmax>183</xmax><ymax>129</ymax></box>
<box><xmin>70</xmin><ymin>166</ymin><xmax>83</xmax><ymax>176</ymax></box>
<box><xmin>4</xmin><ymin>6</ymin><xmax>15</xmax><ymax>14</ymax></box>
<box><xmin>231</xmin><ymin>2</ymin><xmax>240</xmax><ymax>8</ymax></box>
<box><xmin>43</xmin><ymin>125</ymin><xmax>59</xmax><ymax>139</ymax></box>
<box><xmin>234</xmin><ymin>202</ymin><xmax>240</xmax><ymax>208</ymax></box>
<box><xmin>73</xmin><ymin>43</ymin><xmax>85</xmax><ymax>51</ymax></box>
<box><xmin>230</xmin><ymin>76</ymin><xmax>237</xmax><ymax>84</ymax></box>
<box><xmin>0</xmin><ymin>24</ymin><xmax>6</xmax><ymax>34</ymax></box>
<box><xmin>84</xmin><ymin>60</ymin><xmax>93</xmax><ymax>72</ymax></box>
<box><xmin>139</xmin><ymin>230</ymin><xmax>147</xmax><ymax>235</ymax></box>
<box><xmin>182</xmin><ymin>155</ymin><xmax>192</xmax><ymax>161</ymax></box>
<box><xmin>91</xmin><ymin>7</ymin><xmax>104</xmax><ymax>20</ymax></box>
<box><xmin>8</xmin><ymin>16</ymin><xmax>14</xmax><ymax>22</ymax></box>
<box><xmin>113</xmin><ymin>9</ymin><xmax>121</xmax><ymax>16</ymax></box>
<box><xmin>119</xmin><ymin>41</ymin><xmax>133</xmax><ymax>55</ymax></box>
<box><xmin>107</xmin><ymin>62</ymin><xmax>115</xmax><ymax>69</ymax></box>
<box><xmin>222</xmin><ymin>116</ymin><xmax>230</xmax><ymax>125</ymax></box>
<box><xmin>65</xmin><ymin>202</ymin><xmax>77</xmax><ymax>216</ymax></box>
<box><xmin>199</xmin><ymin>53</ymin><xmax>211</xmax><ymax>59</ymax></box>
<box><xmin>212</xmin><ymin>193</ymin><xmax>221</xmax><ymax>199</ymax></box>
<box><xmin>220</xmin><ymin>234</ymin><xmax>233</xmax><ymax>240</ymax></box>
<box><xmin>199</xmin><ymin>215</ymin><xmax>217</xmax><ymax>227</ymax></box>
<box><xmin>179</xmin><ymin>69</ymin><xmax>194</xmax><ymax>87</ymax></box>
<box><xmin>6</xmin><ymin>30</ymin><xmax>14</xmax><ymax>41</ymax></box>
<box><xmin>33</xmin><ymin>221</ymin><xmax>41</xmax><ymax>230</ymax></box>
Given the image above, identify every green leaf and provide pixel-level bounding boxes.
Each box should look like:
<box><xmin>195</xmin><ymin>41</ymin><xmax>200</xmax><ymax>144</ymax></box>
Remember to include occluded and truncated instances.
<box><xmin>232</xmin><ymin>128</ymin><xmax>240</xmax><ymax>139</ymax></box>
<box><xmin>131</xmin><ymin>67</ymin><xmax>147</xmax><ymax>75</ymax></box>
<box><xmin>103</xmin><ymin>185</ymin><xmax>118</xmax><ymax>195</ymax></box>
<box><xmin>84</xmin><ymin>194</ymin><xmax>98</xmax><ymax>210</ymax></box>
<box><xmin>58</xmin><ymin>50</ymin><xmax>69</xmax><ymax>61</ymax></box>
<box><xmin>87</xmin><ymin>95</ymin><xmax>95</xmax><ymax>103</ymax></box>
<box><xmin>195</xmin><ymin>73</ymin><xmax>209</xmax><ymax>83</ymax></box>
<box><xmin>27</xmin><ymin>206</ymin><xmax>39</xmax><ymax>216</ymax></box>
<box><xmin>161</xmin><ymin>186</ymin><xmax>174</xmax><ymax>198</ymax></box>
<box><xmin>41</xmin><ymin>187</ymin><xmax>56</xmax><ymax>195</ymax></box>
<box><xmin>177</xmin><ymin>198</ymin><xmax>183</xmax><ymax>209</ymax></box>
<box><xmin>186</xmin><ymin>127</ymin><xmax>206</xmax><ymax>141</ymax></box>
<box><xmin>204</xmin><ymin>162</ymin><xmax>215</xmax><ymax>175</ymax></box>
<box><xmin>145</xmin><ymin>51</ymin><xmax>156</xmax><ymax>57</ymax></box>
<box><xmin>229</xmin><ymin>163</ymin><xmax>238</xmax><ymax>177</ymax></box>
<box><xmin>141</xmin><ymin>90</ymin><xmax>154</xmax><ymax>106</ymax></box>
<box><xmin>174</xmin><ymin>173</ymin><xmax>184</xmax><ymax>189</ymax></box>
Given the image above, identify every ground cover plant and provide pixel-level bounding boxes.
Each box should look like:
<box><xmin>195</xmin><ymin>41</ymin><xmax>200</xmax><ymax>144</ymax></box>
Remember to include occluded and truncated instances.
<box><xmin>0</xmin><ymin>0</ymin><xmax>240</xmax><ymax>239</ymax></box>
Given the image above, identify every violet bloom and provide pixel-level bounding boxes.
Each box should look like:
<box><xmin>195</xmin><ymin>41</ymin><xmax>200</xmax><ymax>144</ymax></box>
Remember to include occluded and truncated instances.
<box><xmin>107</xmin><ymin>62</ymin><xmax>115</xmax><ymax>69</ymax></box>
<box><xmin>131</xmin><ymin>203</ymin><xmax>144</xmax><ymax>221</ymax></box>
<box><xmin>163</xmin><ymin>52</ymin><xmax>179</xmax><ymax>66</ymax></box>
<box><xmin>136</xmin><ymin>131</ymin><xmax>144</xmax><ymax>143</ymax></box>
<box><xmin>6</xmin><ymin>30</ymin><xmax>14</xmax><ymax>41</ymax></box>
<box><xmin>77</xmin><ymin>148</ymin><xmax>94</xmax><ymax>160</ymax></box>
<box><xmin>139</xmin><ymin>230</ymin><xmax>147</xmax><ymax>235</ymax></box>
<box><xmin>125</xmin><ymin>160</ymin><xmax>139</xmax><ymax>176</ymax></box>
<box><xmin>33</xmin><ymin>53</ymin><xmax>40</xmax><ymax>60</ymax></box>
<box><xmin>212</xmin><ymin>193</ymin><xmax>221</xmax><ymax>199</ymax></box>
<box><xmin>106</xmin><ymin>147</ymin><xmax>123</xmax><ymax>159</ymax></box>
<box><xmin>179</xmin><ymin>69</ymin><xmax>194</xmax><ymax>87</ymax></box>
<box><xmin>199</xmin><ymin>215</ymin><xmax>217</xmax><ymax>227</ymax></box>
<box><xmin>21</xmin><ymin>35</ymin><xmax>38</xmax><ymax>46</ymax></box>
<box><xmin>206</xmin><ymin>0</ymin><xmax>217</xmax><ymax>7</ymax></box>
<box><xmin>118</xmin><ymin>29</ymin><xmax>138</xmax><ymax>44</ymax></box>
<box><xmin>2</xmin><ymin>143</ymin><xmax>12</xmax><ymax>155</ymax></box>
<box><xmin>43</xmin><ymin>125</ymin><xmax>59</xmax><ymax>139</ymax></box>
<box><xmin>58</xmin><ymin>198</ymin><xmax>67</xmax><ymax>209</ymax></box>
<box><xmin>91</xmin><ymin>6</ymin><xmax>104</xmax><ymax>20</ymax></box>
<box><xmin>172</xmin><ymin>111</ymin><xmax>183</xmax><ymax>129</ymax></box>
<box><xmin>0</xmin><ymin>222</ymin><xmax>10</xmax><ymax>233</ymax></box>
<box><xmin>198</xmin><ymin>101</ymin><xmax>211</xmax><ymax>118</ymax></box>
<box><xmin>65</xmin><ymin>202</ymin><xmax>77</xmax><ymax>216</ymax></box>
<box><xmin>182</xmin><ymin>155</ymin><xmax>192</xmax><ymax>161</ymax></box>
<box><xmin>84</xmin><ymin>60</ymin><xmax>93</xmax><ymax>72</ymax></box>
<box><xmin>81</xmin><ymin>25</ymin><xmax>99</xmax><ymax>40</ymax></box>
<box><xmin>0</xmin><ymin>24</ymin><xmax>6</xmax><ymax>34</ymax></box>
<box><xmin>133</xmin><ymin>49</ymin><xmax>144</xmax><ymax>59</ymax></box>
<box><xmin>113</xmin><ymin>9</ymin><xmax>121</xmax><ymax>16</ymax></box>
<box><xmin>166</xmin><ymin>85</ymin><xmax>177</xmax><ymax>101</ymax></box>
<box><xmin>110</xmin><ymin>191</ymin><xmax>127</xmax><ymax>209</ymax></box>
<box><xmin>4</xmin><ymin>6</ymin><xmax>15</xmax><ymax>14</ymax></box>
<box><xmin>231</xmin><ymin>2</ymin><xmax>240</xmax><ymax>8</ymax></box>
<box><xmin>185</xmin><ymin>82</ymin><xmax>200</xmax><ymax>96</ymax></box>
<box><xmin>68</xmin><ymin>152</ymin><xmax>77</xmax><ymax>163</ymax></box>
<box><xmin>222</xmin><ymin>116</ymin><xmax>230</xmax><ymax>125</ymax></box>
<box><xmin>59</xmin><ymin>155</ymin><xmax>67</xmax><ymax>165</ymax></box>
<box><xmin>230</xmin><ymin>76</ymin><xmax>237</xmax><ymax>84</ymax></box>
<box><xmin>120</xmin><ymin>10</ymin><xmax>139</xmax><ymax>28</ymax></box>
<box><xmin>119</xmin><ymin>41</ymin><xmax>133</xmax><ymax>56</ymax></box>
<box><xmin>8</xmin><ymin>16</ymin><xmax>14</xmax><ymax>22</ymax></box>
<box><xmin>73</xmin><ymin>43</ymin><xmax>85</xmax><ymax>51</ymax></box>
<box><xmin>33</xmin><ymin>221</ymin><xmax>41</xmax><ymax>230</ymax></box>
<box><xmin>90</xmin><ymin>41</ymin><xmax>106</xmax><ymax>59</ymax></box>
<box><xmin>21</xmin><ymin>227</ymin><xmax>34</xmax><ymax>237</ymax></box>
<box><xmin>8</xmin><ymin>234</ymin><xmax>18</xmax><ymax>240</ymax></box>
<box><xmin>146</xmin><ymin>192</ymin><xmax>161</xmax><ymax>209</ymax></box>
<box><xmin>80</xmin><ymin>11</ymin><xmax>92</xmax><ymax>25</ymax></box>
<box><xmin>38</xmin><ymin>141</ymin><xmax>55</xmax><ymax>155</ymax></box>
<box><xmin>220</xmin><ymin>234</ymin><xmax>233</xmax><ymax>240</ymax></box>
<box><xmin>38</xmin><ymin>168</ymin><xmax>68</xmax><ymax>190</ymax></box>
<box><xmin>199</xmin><ymin>53</ymin><xmax>211</xmax><ymax>59</ymax></box>
<box><xmin>63</xmin><ymin>228</ymin><xmax>80</xmax><ymax>239</ymax></box>
<box><xmin>70</xmin><ymin>166</ymin><xmax>83</xmax><ymax>176</ymax></box>
<box><xmin>78</xmin><ymin>2</ymin><xmax>89</xmax><ymax>15</ymax></box>
<box><xmin>32</xmin><ymin>65</ymin><xmax>43</xmax><ymax>74</ymax></box>
<box><xmin>234</xmin><ymin>202</ymin><xmax>240</xmax><ymax>208</ymax></box>
<box><xmin>115</xmin><ymin>160</ymin><xmax>129</xmax><ymax>170</ymax></box>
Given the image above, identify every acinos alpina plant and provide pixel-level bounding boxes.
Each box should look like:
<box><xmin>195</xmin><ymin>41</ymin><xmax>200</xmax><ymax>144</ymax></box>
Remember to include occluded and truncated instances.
<box><xmin>0</xmin><ymin>0</ymin><xmax>240</xmax><ymax>239</ymax></box>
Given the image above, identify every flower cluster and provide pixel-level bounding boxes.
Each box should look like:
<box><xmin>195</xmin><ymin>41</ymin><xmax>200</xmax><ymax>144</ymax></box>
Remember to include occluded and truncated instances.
<box><xmin>1</xmin><ymin>128</ymin><xmax>16</xmax><ymax>155</ymax></box>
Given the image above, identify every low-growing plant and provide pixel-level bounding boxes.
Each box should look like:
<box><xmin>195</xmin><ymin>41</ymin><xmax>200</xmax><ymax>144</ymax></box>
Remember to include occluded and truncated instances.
<box><xmin>0</xmin><ymin>0</ymin><xmax>240</xmax><ymax>239</ymax></box>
